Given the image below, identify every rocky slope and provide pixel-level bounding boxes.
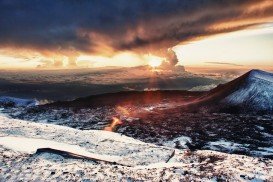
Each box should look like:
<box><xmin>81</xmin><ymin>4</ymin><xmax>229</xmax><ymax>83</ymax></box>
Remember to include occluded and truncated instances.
<box><xmin>195</xmin><ymin>69</ymin><xmax>273</xmax><ymax>113</ymax></box>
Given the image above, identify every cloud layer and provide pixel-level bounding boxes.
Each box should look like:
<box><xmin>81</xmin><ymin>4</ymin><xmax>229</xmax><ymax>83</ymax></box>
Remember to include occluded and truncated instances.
<box><xmin>0</xmin><ymin>0</ymin><xmax>273</xmax><ymax>58</ymax></box>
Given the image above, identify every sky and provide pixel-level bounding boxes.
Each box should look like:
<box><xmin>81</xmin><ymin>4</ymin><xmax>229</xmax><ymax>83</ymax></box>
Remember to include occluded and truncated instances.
<box><xmin>0</xmin><ymin>0</ymin><xmax>273</xmax><ymax>70</ymax></box>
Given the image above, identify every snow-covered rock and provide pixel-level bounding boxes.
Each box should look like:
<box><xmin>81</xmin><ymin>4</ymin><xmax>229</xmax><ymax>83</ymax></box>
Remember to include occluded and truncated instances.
<box><xmin>163</xmin><ymin>136</ymin><xmax>192</xmax><ymax>149</ymax></box>
<box><xmin>0</xmin><ymin>115</ymin><xmax>174</xmax><ymax>167</ymax></box>
<box><xmin>0</xmin><ymin>136</ymin><xmax>123</xmax><ymax>163</ymax></box>
<box><xmin>0</xmin><ymin>96</ymin><xmax>38</xmax><ymax>107</ymax></box>
<box><xmin>0</xmin><ymin>115</ymin><xmax>273</xmax><ymax>181</ymax></box>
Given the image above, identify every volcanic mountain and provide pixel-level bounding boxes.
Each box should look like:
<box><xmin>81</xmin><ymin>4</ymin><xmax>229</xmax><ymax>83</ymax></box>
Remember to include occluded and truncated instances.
<box><xmin>48</xmin><ymin>90</ymin><xmax>203</xmax><ymax>108</ymax></box>
<box><xmin>193</xmin><ymin>69</ymin><xmax>273</xmax><ymax>113</ymax></box>
<box><xmin>41</xmin><ymin>69</ymin><xmax>273</xmax><ymax>114</ymax></box>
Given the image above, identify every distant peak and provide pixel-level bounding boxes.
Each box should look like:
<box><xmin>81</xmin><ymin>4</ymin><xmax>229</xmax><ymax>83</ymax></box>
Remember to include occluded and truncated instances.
<box><xmin>249</xmin><ymin>69</ymin><xmax>260</xmax><ymax>72</ymax></box>
<box><xmin>248</xmin><ymin>69</ymin><xmax>272</xmax><ymax>75</ymax></box>
<box><xmin>248</xmin><ymin>69</ymin><xmax>265</xmax><ymax>74</ymax></box>
<box><xmin>246</xmin><ymin>69</ymin><xmax>273</xmax><ymax>82</ymax></box>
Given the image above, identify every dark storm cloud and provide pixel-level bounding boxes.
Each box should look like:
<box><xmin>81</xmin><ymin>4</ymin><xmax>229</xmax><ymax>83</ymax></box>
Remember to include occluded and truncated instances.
<box><xmin>0</xmin><ymin>0</ymin><xmax>273</xmax><ymax>55</ymax></box>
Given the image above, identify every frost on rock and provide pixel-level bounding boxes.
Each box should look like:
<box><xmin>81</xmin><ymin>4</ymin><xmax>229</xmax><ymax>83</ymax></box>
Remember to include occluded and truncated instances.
<box><xmin>0</xmin><ymin>115</ymin><xmax>174</xmax><ymax>167</ymax></box>
<box><xmin>0</xmin><ymin>115</ymin><xmax>273</xmax><ymax>181</ymax></box>
<box><xmin>224</xmin><ymin>70</ymin><xmax>273</xmax><ymax>112</ymax></box>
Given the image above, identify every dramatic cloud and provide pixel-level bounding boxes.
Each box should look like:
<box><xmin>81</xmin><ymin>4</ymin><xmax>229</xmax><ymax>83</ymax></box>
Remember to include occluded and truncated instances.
<box><xmin>159</xmin><ymin>49</ymin><xmax>179</xmax><ymax>69</ymax></box>
<box><xmin>0</xmin><ymin>0</ymin><xmax>273</xmax><ymax>59</ymax></box>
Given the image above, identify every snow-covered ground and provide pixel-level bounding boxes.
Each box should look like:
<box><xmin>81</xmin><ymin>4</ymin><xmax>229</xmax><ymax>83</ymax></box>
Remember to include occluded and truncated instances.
<box><xmin>2</xmin><ymin>104</ymin><xmax>273</xmax><ymax>158</ymax></box>
<box><xmin>0</xmin><ymin>114</ymin><xmax>272</xmax><ymax>181</ymax></box>
<box><xmin>0</xmin><ymin>96</ymin><xmax>38</xmax><ymax>107</ymax></box>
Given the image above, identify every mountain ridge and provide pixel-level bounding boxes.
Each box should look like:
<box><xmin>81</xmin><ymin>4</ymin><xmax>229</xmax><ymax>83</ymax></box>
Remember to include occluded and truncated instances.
<box><xmin>194</xmin><ymin>69</ymin><xmax>273</xmax><ymax>113</ymax></box>
<box><xmin>41</xmin><ymin>69</ymin><xmax>273</xmax><ymax>114</ymax></box>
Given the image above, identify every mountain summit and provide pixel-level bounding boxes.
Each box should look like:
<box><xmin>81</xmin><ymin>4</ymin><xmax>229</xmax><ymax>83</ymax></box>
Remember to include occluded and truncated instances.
<box><xmin>195</xmin><ymin>69</ymin><xmax>273</xmax><ymax>113</ymax></box>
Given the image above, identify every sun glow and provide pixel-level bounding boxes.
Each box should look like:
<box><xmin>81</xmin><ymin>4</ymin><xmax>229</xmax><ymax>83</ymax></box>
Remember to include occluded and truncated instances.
<box><xmin>146</xmin><ymin>55</ymin><xmax>163</xmax><ymax>68</ymax></box>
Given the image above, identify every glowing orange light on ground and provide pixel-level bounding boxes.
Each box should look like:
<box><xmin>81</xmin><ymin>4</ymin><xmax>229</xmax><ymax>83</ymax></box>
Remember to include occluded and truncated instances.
<box><xmin>104</xmin><ymin>117</ymin><xmax>122</xmax><ymax>132</ymax></box>
<box><xmin>116</xmin><ymin>106</ymin><xmax>130</xmax><ymax>116</ymax></box>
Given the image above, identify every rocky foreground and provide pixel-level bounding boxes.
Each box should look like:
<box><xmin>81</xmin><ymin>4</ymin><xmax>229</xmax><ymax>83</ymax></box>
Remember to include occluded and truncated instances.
<box><xmin>0</xmin><ymin>115</ymin><xmax>272</xmax><ymax>181</ymax></box>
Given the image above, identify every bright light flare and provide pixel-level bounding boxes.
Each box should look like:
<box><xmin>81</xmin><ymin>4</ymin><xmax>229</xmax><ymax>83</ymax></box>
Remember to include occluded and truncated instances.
<box><xmin>145</xmin><ymin>54</ymin><xmax>163</xmax><ymax>68</ymax></box>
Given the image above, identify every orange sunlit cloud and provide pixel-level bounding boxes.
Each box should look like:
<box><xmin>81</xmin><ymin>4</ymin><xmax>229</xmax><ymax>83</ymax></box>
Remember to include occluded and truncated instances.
<box><xmin>0</xmin><ymin>1</ymin><xmax>273</xmax><ymax>69</ymax></box>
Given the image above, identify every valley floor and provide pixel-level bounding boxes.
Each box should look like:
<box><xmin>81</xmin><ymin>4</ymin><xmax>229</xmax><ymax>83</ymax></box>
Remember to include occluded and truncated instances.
<box><xmin>0</xmin><ymin>115</ymin><xmax>272</xmax><ymax>181</ymax></box>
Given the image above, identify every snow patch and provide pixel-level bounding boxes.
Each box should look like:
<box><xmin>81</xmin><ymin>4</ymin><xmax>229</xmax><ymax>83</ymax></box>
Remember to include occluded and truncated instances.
<box><xmin>206</xmin><ymin>140</ymin><xmax>249</xmax><ymax>153</ymax></box>
<box><xmin>251</xmin><ymin>147</ymin><xmax>273</xmax><ymax>157</ymax></box>
<box><xmin>0</xmin><ymin>136</ymin><xmax>122</xmax><ymax>163</ymax></box>
<box><xmin>164</xmin><ymin>136</ymin><xmax>192</xmax><ymax>149</ymax></box>
<box><xmin>256</xmin><ymin>125</ymin><xmax>264</xmax><ymax>131</ymax></box>
<box><xmin>0</xmin><ymin>96</ymin><xmax>38</xmax><ymax>107</ymax></box>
